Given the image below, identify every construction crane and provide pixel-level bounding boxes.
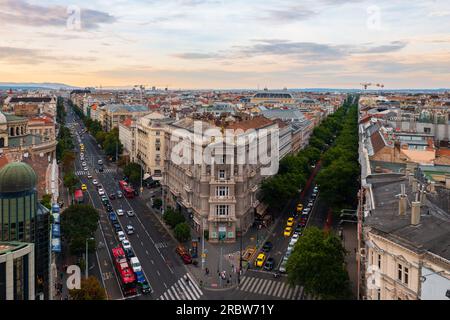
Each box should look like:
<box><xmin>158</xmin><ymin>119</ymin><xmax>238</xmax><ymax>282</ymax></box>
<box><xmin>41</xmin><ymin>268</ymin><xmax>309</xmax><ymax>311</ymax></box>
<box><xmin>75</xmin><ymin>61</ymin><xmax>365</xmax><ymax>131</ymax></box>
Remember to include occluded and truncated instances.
<box><xmin>133</xmin><ymin>84</ymin><xmax>147</xmax><ymax>104</ymax></box>
<box><xmin>360</xmin><ymin>82</ymin><xmax>385</xmax><ymax>91</ymax></box>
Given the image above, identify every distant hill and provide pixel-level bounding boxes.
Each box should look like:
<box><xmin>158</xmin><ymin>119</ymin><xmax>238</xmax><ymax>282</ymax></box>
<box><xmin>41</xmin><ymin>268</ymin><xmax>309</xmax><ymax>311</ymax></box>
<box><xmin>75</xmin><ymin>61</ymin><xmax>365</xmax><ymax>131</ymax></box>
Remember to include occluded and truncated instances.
<box><xmin>0</xmin><ymin>82</ymin><xmax>80</xmax><ymax>90</ymax></box>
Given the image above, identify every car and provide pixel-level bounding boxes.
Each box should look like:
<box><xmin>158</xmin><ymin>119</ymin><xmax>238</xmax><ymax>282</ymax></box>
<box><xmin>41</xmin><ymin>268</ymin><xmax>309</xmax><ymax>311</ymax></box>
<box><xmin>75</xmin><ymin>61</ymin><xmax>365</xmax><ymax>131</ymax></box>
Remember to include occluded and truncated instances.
<box><xmin>112</xmin><ymin>222</ymin><xmax>122</xmax><ymax>232</ymax></box>
<box><xmin>124</xmin><ymin>248</ymin><xmax>135</xmax><ymax>259</ymax></box>
<box><xmin>96</xmin><ymin>184</ymin><xmax>103</xmax><ymax>189</ymax></box>
<box><xmin>87</xmin><ymin>173</ymin><xmax>92</xmax><ymax>179</ymax></box>
<box><xmin>98</xmin><ymin>166</ymin><xmax>104</xmax><ymax>172</ymax></box>
<box><xmin>299</xmin><ymin>219</ymin><xmax>307</xmax><ymax>227</ymax></box>
<box><xmin>126</xmin><ymin>225</ymin><xmax>134</xmax><ymax>235</ymax></box>
<box><xmin>255</xmin><ymin>253</ymin><xmax>266</xmax><ymax>267</ymax></box>
<box><xmin>106</xmin><ymin>205</ymin><xmax>113</xmax><ymax>212</ymax></box>
<box><xmin>279</xmin><ymin>255</ymin><xmax>289</xmax><ymax>273</ymax></box>
<box><xmin>289</xmin><ymin>237</ymin><xmax>298</xmax><ymax>247</ymax></box>
<box><xmin>284</xmin><ymin>226</ymin><xmax>293</xmax><ymax>237</ymax></box>
<box><xmin>134</xmin><ymin>271</ymin><xmax>152</xmax><ymax>294</ymax></box>
<box><xmin>117</xmin><ymin>191</ymin><xmax>123</xmax><ymax>198</ymax></box>
<box><xmin>82</xmin><ymin>162</ymin><xmax>87</xmax><ymax>167</ymax></box>
<box><xmin>109</xmin><ymin>193</ymin><xmax>116</xmax><ymax>200</ymax></box>
<box><xmin>109</xmin><ymin>212</ymin><xmax>117</xmax><ymax>222</ymax></box>
<box><xmin>294</xmin><ymin>225</ymin><xmax>303</xmax><ymax>235</ymax></box>
<box><xmin>296</xmin><ymin>203</ymin><xmax>303</xmax><ymax>213</ymax></box>
<box><xmin>121</xmin><ymin>239</ymin><xmax>131</xmax><ymax>250</ymax></box>
<box><xmin>291</xmin><ymin>233</ymin><xmax>300</xmax><ymax>242</ymax></box>
<box><xmin>308</xmin><ymin>200</ymin><xmax>314</xmax><ymax>207</ymax></box>
<box><xmin>262</xmin><ymin>241</ymin><xmax>273</xmax><ymax>252</ymax></box>
<box><xmin>286</xmin><ymin>246</ymin><xmax>294</xmax><ymax>257</ymax></box>
<box><xmin>286</xmin><ymin>217</ymin><xmax>295</xmax><ymax>227</ymax></box>
<box><xmin>313</xmin><ymin>186</ymin><xmax>319</xmax><ymax>193</ymax></box>
<box><xmin>92</xmin><ymin>179</ymin><xmax>98</xmax><ymax>185</ymax></box>
<box><xmin>126</xmin><ymin>210</ymin><xmax>135</xmax><ymax>217</ymax></box>
<box><xmin>263</xmin><ymin>257</ymin><xmax>275</xmax><ymax>271</ymax></box>
<box><xmin>80</xmin><ymin>152</ymin><xmax>84</xmax><ymax>157</ymax></box>
<box><xmin>81</xmin><ymin>184</ymin><xmax>87</xmax><ymax>191</ymax></box>
<box><xmin>83</xmin><ymin>167</ymin><xmax>88</xmax><ymax>171</ymax></box>
<box><xmin>101</xmin><ymin>195</ymin><xmax>108</xmax><ymax>203</ymax></box>
<box><xmin>130</xmin><ymin>257</ymin><xmax>142</xmax><ymax>273</ymax></box>
<box><xmin>98</xmin><ymin>188</ymin><xmax>105</xmax><ymax>196</ymax></box>
<box><xmin>98</xmin><ymin>159</ymin><xmax>103</xmax><ymax>165</ymax></box>
<box><xmin>303</xmin><ymin>207</ymin><xmax>311</xmax><ymax>215</ymax></box>
<box><xmin>181</xmin><ymin>254</ymin><xmax>192</xmax><ymax>264</ymax></box>
<box><xmin>117</xmin><ymin>231</ymin><xmax>126</xmax><ymax>242</ymax></box>
<box><xmin>116</xmin><ymin>209</ymin><xmax>124</xmax><ymax>216</ymax></box>
<box><xmin>176</xmin><ymin>245</ymin><xmax>189</xmax><ymax>256</ymax></box>
<box><xmin>80</xmin><ymin>156</ymin><xmax>84</xmax><ymax>161</ymax></box>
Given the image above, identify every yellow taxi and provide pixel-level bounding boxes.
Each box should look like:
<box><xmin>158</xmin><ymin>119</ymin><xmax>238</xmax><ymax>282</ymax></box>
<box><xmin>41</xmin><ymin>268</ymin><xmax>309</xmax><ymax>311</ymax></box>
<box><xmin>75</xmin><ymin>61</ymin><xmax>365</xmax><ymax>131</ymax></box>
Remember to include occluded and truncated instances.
<box><xmin>286</xmin><ymin>217</ymin><xmax>295</xmax><ymax>227</ymax></box>
<box><xmin>81</xmin><ymin>184</ymin><xmax>87</xmax><ymax>191</ymax></box>
<box><xmin>284</xmin><ymin>226</ymin><xmax>293</xmax><ymax>237</ymax></box>
<box><xmin>255</xmin><ymin>253</ymin><xmax>266</xmax><ymax>267</ymax></box>
<box><xmin>296</xmin><ymin>203</ymin><xmax>303</xmax><ymax>213</ymax></box>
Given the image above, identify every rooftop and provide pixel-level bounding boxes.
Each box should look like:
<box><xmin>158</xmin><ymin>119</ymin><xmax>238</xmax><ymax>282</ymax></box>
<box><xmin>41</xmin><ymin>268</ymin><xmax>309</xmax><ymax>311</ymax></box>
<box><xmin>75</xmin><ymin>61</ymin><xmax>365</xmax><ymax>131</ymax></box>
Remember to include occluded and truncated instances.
<box><xmin>0</xmin><ymin>241</ymin><xmax>31</xmax><ymax>255</ymax></box>
<box><xmin>365</xmin><ymin>174</ymin><xmax>450</xmax><ymax>260</ymax></box>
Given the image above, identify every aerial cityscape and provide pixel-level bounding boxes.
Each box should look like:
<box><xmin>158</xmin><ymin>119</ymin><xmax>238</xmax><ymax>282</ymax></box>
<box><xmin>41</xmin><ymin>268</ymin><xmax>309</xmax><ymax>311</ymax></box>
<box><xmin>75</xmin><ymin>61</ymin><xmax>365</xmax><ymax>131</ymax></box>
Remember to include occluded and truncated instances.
<box><xmin>0</xmin><ymin>0</ymin><xmax>449</xmax><ymax>310</ymax></box>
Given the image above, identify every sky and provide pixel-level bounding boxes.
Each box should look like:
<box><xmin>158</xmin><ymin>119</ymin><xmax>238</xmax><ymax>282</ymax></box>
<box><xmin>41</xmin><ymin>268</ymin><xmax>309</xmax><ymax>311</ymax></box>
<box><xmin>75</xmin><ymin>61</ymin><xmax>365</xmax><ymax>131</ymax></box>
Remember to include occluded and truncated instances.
<box><xmin>1</xmin><ymin>0</ymin><xmax>450</xmax><ymax>89</ymax></box>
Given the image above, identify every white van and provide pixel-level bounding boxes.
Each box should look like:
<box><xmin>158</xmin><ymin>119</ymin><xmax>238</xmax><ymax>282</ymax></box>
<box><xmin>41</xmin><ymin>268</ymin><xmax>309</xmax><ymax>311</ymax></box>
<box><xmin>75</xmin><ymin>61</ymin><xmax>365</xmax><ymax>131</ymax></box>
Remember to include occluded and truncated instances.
<box><xmin>130</xmin><ymin>257</ymin><xmax>142</xmax><ymax>273</ymax></box>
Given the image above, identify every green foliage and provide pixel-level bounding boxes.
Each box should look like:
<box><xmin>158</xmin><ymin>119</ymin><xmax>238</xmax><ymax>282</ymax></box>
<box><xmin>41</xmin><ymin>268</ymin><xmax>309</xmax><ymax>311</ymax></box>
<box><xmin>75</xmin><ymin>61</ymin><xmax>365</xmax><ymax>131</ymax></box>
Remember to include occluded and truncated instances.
<box><xmin>286</xmin><ymin>227</ymin><xmax>352</xmax><ymax>300</ymax></box>
<box><xmin>174</xmin><ymin>222</ymin><xmax>191</xmax><ymax>242</ymax></box>
<box><xmin>56</xmin><ymin>126</ymin><xmax>74</xmax><ymax>160</ymax></box>
<box><xmin>163</xmin><ymin>207</ymin><xmax>186</xmax><ymax>228</ymax></box>
<box><xmin>61</xmin><ymin>204</ymin><xmax>99</xmax><ymax>255</ymax></box>
<box><xmin>40</xmin><ymin>194</ymin><xmax>52</xmax><ymax>209</ymax></box>
<box><xmin>56</xmin><ymin>97</ymin><xmax>66</xmax><ymax>125</ymax></box>
<box><xmin>103</xmin><ymin>128</ymin><xmax>123</xmax><ymax>161</ymax></box>
<box><xmin>69</xmin><ymin>276</ymin><xmax>106</xmax><ymax>300</ymax></box>
<box><xmin>64</xmin><ymin>171</ymin><xmax>79</xmax><ymax>192</ymax></box>
<box><xmin>152</xmin><ymin>198</ymin><xmax>162</xmax><ymax>209</ymax></box>
<box><xmin>123</xmin><ymin>163</ymin><xmax>142</xmax><ymax>185</ymax></box>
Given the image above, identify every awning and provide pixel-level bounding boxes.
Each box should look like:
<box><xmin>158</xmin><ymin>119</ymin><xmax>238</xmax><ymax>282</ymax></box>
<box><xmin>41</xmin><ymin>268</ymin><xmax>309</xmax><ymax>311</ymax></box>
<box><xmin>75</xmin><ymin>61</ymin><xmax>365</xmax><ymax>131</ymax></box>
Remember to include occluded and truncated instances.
<box><xmin>255</xmin><ymin>202</ymin><xmax>269</xmax><ymax>216</ymax></box>
<box><xmin>143</xmin><ymin>173</ymin><xmax>151</xmax><ymax>180</ymax></box>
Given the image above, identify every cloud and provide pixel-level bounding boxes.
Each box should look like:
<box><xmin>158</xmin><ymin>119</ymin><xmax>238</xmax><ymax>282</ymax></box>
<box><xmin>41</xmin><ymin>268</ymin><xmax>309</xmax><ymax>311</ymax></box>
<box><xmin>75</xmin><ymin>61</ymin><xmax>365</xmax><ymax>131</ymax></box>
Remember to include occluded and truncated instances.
<box><xmin>264</xmin><ymin>6</ymin><xmax>317</xmax><ymax>22</ymax></box>
<box><xmin>0</xmin><ymin>46</ymin><xmax>97</xmax><ymax>65</ymax></box>
<box><xmin>355</xmin><ymin>41</ymin><xmax>408</xmax><ymax>54</ymax></box>
<box><xmin>0</xmin><ymin>0</ymin><xmax>116</xmax><ymax>30</ymax></box>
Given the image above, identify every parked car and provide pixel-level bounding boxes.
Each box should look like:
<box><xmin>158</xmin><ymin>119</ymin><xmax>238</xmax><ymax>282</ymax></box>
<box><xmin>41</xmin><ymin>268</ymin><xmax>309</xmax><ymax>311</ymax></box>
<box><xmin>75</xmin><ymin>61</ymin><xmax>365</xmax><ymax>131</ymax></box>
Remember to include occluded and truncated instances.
<box><xmin>135</xmin><ymin>271</ymin><xmax>152</xmax><ymax>294</ymax></box>
<box><xmin>109</xmin><ymin>212</ymin><xmax>117</xmax><ymax>222</ymax></box>
<box><xmin>109</xmin><ymin>193</ymin><xmax>116</xmax><ymax>200</ymax></box>
<box><xmin>117</xmin><ymin>191</ymin><xmax>123</xmax><ymax>198</ymax></box>
<box><xmin>284</xmin><ymin>226</ymin><xmax>293</xmax><ymax>237</ymax></box>
<box><xmin>124</xmin><ymin>248</ymin><xmax>135</xmax><ymax>259</ymax></box>
<box><xmin>112</xmin><ymin>222</ymin><xmax>122</xmax><ymax>232</ymax></box>
<box><xmin>116</xmin><ymin>209</ymin><xmax>124</xmax><ymax>216</ymax></box>
<box><xmin>181</xmin><ymin>254</ymin><xmax>192</xmax><ymax>264</ymax></box>
<box><xmin>279</xmin><ymin>255</ymin><xmax>289</xmax><ymax>273</ymax></box>
<box><xmin>175</xmin><ymin>245</ymin><xmax>189</xmax><ymax>256</ymax></box>
<box><xmin>286</xmin><ymin>217</ymin><xmax>295</xmax><ymax>227</ymax></box>
<box><xmin>98</xmin><ymin>188</ymin><xmax>105</xmax><ymax>196</ymax></box>
<box><xmin>263</xmin><ymin>258</ymin><xmax>275</xmax><ymax>271</ymax></box>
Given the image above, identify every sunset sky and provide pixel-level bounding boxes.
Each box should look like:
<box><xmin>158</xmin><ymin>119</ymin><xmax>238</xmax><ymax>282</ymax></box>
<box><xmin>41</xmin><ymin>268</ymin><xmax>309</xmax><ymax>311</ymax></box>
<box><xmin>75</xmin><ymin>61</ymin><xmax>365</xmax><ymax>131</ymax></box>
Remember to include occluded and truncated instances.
<box><xmin>1</xmin><ymin>0</ymin><xmax>450</xmax><ymax>89</ymax></box>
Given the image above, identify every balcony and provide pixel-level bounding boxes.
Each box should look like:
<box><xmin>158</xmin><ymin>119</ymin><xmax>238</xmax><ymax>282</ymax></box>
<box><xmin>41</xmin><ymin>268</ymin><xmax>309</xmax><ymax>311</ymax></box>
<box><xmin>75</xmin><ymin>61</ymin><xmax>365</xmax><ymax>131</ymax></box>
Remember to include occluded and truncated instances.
<box><xmin>210</xmin><ymin>178</ymin><xmax>235</xmax><ymax>185</ymax></box>
<box><xmin>208</xmin><ymin>195</ymin><xmax>236</xmax><ymax>204</ymax></box>
<box><xmin>184</xmin><ymin>184</ymin><xmax>193</xmax><ymax>193</ymax></box>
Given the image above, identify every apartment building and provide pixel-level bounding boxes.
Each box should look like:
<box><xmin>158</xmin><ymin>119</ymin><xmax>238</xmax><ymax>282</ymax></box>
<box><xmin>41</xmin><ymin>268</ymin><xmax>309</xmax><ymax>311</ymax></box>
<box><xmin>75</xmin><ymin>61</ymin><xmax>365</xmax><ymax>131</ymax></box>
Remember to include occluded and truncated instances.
<box><xmin>135</xmin><ymin>112</ymin><xmax>172</xmax><ymax>180</ymax></box>
<box><xmin>163</xmin><ymin>116</ymin><xmax>278</xmax><ymax>243</ymax></box>
<box><xmin>27</xmin><ymin>115</ymin><xmax>55</xmax><ymax>142</ymax></box>
<box><xmin>360</xmin><ymin>173</ymin><xmax>450</xmax><ymax>300</ymax></box>
<box><xmin>100</xmin><ymin>104</ymin><xmax>150</xmax><ymax>132</ymax></box>
<box><xmin>118</xmin><ymin>118</ymin><xmax>136</xmax><ymax>162</ymax></box>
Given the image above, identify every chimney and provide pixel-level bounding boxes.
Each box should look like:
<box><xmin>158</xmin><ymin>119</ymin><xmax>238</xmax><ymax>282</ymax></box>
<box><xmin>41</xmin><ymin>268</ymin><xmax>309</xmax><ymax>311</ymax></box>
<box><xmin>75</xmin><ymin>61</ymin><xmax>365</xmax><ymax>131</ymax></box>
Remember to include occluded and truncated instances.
<box><xmin>412</xmin><ymin>179</ymin><xmax>418</xmax><ymax>193</ymax></box>
<box><xmin>398</xmin><ymin>184</ymin><xmax>407</xmax><ymax>216</ymax></box>
<box><xmin>429</xmin><ymin>181</ymin><xmax>436</xmax><ymax>193</ymax></box>
<box><xmin>411</xmin><ymin>201</ymin><xmax>421</xmax><ymax>225</ymax></box>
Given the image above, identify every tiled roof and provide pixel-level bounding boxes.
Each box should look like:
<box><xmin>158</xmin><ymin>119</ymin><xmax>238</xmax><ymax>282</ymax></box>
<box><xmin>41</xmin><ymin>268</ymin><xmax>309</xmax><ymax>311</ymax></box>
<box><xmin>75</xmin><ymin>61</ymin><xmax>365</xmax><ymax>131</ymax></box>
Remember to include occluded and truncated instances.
<box><xmin>370</xmin><ymin>130</ymin><xmax>386</xmax><ymax>154</ymax></box>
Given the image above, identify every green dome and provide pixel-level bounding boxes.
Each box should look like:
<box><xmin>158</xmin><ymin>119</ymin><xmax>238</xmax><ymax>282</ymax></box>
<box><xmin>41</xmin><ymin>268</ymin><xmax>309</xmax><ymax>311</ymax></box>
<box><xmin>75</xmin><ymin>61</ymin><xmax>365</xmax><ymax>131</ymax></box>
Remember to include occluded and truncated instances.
<box><xmin>0</xmin><ymin>162</ymin><xmax>37</xmax><ymax>193</ymax></box>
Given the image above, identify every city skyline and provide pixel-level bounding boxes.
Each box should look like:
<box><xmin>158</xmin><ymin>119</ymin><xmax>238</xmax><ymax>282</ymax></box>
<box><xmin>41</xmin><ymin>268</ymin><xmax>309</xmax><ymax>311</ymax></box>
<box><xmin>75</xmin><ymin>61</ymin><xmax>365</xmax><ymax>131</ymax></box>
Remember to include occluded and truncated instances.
<box><xmin>1</xmin><ymin>0</ymin><xmax>450</xmax><ymax>89</ymax></box>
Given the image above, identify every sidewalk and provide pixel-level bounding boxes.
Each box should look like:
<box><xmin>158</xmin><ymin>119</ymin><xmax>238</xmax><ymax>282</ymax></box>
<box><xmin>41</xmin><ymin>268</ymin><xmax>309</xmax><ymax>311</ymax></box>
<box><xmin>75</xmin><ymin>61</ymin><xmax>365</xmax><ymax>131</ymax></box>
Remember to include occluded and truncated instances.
<box><xmin>145</xmin><ymin>198</ymin><xmax>280</xmax><ymax>291</ymax></box>
<box><xmin>340</xmin><ymin>223</ymin><xmax>358</xmax><ymax>298</ymax></box>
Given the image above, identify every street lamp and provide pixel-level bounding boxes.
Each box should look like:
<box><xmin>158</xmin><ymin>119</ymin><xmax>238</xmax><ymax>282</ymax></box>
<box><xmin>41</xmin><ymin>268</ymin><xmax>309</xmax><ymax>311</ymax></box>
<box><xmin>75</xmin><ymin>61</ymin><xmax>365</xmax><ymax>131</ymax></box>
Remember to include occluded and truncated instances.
<box><xmin>85</xmin><ymin>237</ymin><xmax>94</xmax><ymax>279</ymax></box>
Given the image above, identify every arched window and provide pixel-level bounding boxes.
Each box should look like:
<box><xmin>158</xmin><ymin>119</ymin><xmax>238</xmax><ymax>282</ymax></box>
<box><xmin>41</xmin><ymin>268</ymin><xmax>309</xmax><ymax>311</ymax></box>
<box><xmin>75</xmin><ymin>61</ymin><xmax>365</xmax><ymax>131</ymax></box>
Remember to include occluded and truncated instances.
<box><xmin>21</xmin><ymin>126</ymin><xmax>24</xmax><ymax>135</ymax></box>
<box><xmin>0</xmin><ymin>137</ymin><xmax>4</xmax><ymax>147</ymax></box>
<box><xmin>16</xmin><ymin>127</ymin><xmax>19</xmax><ymax>136</ymax></box>
<box><xmin>10</xmin><ymin>127</ymin><xmax>14</xmax><ymax>136</ymax></box>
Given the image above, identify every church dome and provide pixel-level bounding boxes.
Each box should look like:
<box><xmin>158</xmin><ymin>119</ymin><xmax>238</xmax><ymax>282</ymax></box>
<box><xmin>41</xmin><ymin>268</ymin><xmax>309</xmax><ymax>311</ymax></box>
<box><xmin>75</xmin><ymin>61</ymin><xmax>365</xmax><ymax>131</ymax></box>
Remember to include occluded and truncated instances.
<box><xmin>0</xmin><ymin>162</ymin><xmax>37</xmax><ymax>193</ymax></box>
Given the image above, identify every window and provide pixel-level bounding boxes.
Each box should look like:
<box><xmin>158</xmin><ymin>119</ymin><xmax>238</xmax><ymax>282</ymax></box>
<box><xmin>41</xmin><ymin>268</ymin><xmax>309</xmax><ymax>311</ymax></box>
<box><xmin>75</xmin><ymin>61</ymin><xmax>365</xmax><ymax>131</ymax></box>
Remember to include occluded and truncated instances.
<box><xmin>377</xmin><ymin>288</ymin><xmax>381</xmax><ymax>300</ymax></box>
<box><xmin>404</xmin><ymin>267</ymin><xmax>409</xmax><ymax>285</ymax></box>
<box><xmin>216</xmin><ymin>205</ymin><xmax>229</xmax><ymax>216</ymax></box>
<box><xmin>156</xmin><ymin>131</ymin><xmax>160</xmax><ymax>136</ymax></box>
<box><xmin>218</xmin><ymin>170</ymin><xmax>226</xmax><ymax>179</ymax></box>
<box><xmin>216</xmin><ymin>186</ymin><xmax>229</xmax><ymax>197</ymax></box>
<box><xmin>398</xmin><ymin>264</ymin><xmax>402</xmax><ymax>281</ymax></box>
<box><xmin>397</xmin><ymin>263</ymin><xmax>409</xmax><ymax>285</ymax></box>
<box><xmin>424</xmin><ymin>127</ymin><xmax>431</xmax><ymax>134</ymax></box>
<box><xmin>378</xmin><ymin>254</ymin><xmax>381</xmax><ymax>269</ymax></box>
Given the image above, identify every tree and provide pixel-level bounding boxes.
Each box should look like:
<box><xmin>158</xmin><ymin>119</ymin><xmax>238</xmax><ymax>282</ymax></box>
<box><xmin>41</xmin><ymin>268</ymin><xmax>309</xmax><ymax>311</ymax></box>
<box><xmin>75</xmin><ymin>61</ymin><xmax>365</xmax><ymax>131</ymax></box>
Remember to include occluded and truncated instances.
<box><xmin>152</xmin><ymin>198</ymin><xmax>162</xmax><ymax>209</ymax></box>
<box><xmin>69</xmin><ymin>276</ymin><xmax>106</xmax><ymax>300</ymax></box>
<box><xmin>61</xmin><ymin>150</ymin><xmax>76</xmax><ymax>173</ymax></box>
<box><xmin>103</xmin><ymin>128</ymin><xmax>123</xmax><ymax>161</ymax></box>
<box><xmin>174</xmin><ymin>222</ymin><xmax>191</xmax><ymax>242</ymax></box>
<box><xmin>123</xmin><ymin>163</ymin><xmax>142</xmax><ymax>185</ymax></box>
<box><xmin>61</xmin><ymin>204</ymin><xmax>99</xmax><ymax>255</ymax></box>
<box><xmin>286</xmin><ymin>227</ymin><xmax>352</xmax><ymax>300</ymax></box>
<box><xmin>64</xmin><ymin>171</ymin><xmax>79</xmax><ymax>193</ymax></box>
<box><xmin>40</xmin><ymin>194</ymin><xmax>52</xmax><ymax>209</ymax></box>
<box><xmin>163</xmin><ymin>207</ymin><xmax>186</xmax><ymax>228</ymax></box>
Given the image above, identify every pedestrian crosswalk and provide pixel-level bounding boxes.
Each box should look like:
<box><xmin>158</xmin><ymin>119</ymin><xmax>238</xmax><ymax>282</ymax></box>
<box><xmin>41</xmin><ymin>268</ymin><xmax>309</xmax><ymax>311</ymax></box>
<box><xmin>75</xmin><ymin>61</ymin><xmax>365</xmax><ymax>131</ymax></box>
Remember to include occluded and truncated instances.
<box><xmin>158</xmin><ymin>273</ymin><xmax>203</xmax><ymax>300</ymax></box>
<box><xmin>75</xmin><ymin>168</ymin><xmax>115</xmax><ymax>176</ymax></box>
<box><xmin>238</xmin><ymin>276</ymin><xmax>304</xmax><ymax>300</ymax></box>
<box><xmin>155</xmin><ymin>242</ymin><xmax>168</xmax><ymax>249</ymax></box>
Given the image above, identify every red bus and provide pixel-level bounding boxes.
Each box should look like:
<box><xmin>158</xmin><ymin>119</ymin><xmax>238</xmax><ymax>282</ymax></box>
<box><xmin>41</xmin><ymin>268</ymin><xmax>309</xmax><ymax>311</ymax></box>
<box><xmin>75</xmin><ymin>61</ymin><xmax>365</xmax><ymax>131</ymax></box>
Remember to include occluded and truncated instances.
<box><xmin>74</xmin><ymin>189</ymin><xmax>84</xmax><ymax>203</ymax></box>
<box><xmin>112</xmin><ymin>247</ymin><xmax>137</xmax><ymax>296</ymax></box>
<box><xmin>119</xmin><ymin>180</ymin><xmax>135</xmax><ymax>199</ymax></box>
